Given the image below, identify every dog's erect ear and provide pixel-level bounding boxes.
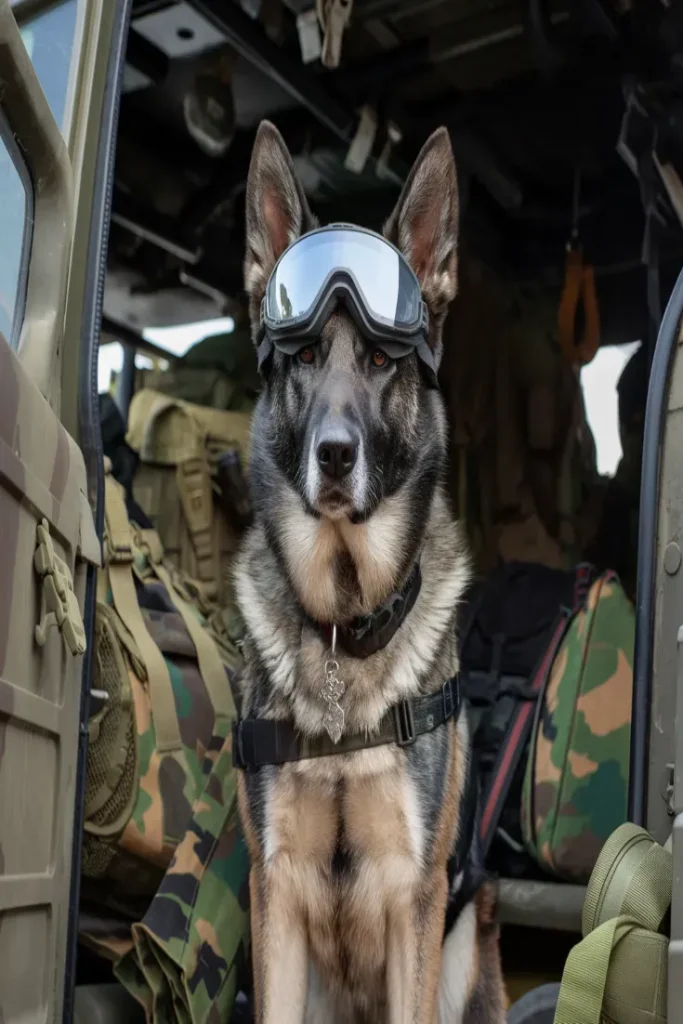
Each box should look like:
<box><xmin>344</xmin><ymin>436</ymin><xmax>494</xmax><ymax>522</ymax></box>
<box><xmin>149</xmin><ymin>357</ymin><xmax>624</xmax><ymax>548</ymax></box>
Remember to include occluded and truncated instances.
<box><xmin>244</xmin><ymin>121</ymin><xmax>316</xmax><ymax>309</ymax></box>
<box><xmin>383</xmin><ymin>127</ymin><xmax>458</xmax><ymax>347</ymax></box>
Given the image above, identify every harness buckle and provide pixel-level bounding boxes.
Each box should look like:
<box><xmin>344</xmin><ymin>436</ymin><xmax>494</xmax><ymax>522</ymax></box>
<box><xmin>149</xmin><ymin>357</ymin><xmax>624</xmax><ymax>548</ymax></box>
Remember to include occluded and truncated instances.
<box><xmin>442</xmin><ymin>678</ymin><xmax>455</xmax><ymax>721</ymax></box>
<box><xmin>232</xmin><ymin>721</ymin><xmax>249</xmax><ymax>771</ymax></box>
<box><xmin>394</xmin><ymin>699</ymin><xmax>416</xmax><ymax>746</ymax></box>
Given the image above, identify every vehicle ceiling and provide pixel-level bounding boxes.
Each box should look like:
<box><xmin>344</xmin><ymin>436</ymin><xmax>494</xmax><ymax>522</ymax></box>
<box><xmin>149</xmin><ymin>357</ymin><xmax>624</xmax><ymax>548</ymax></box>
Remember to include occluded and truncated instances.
<box><xmin>104</xmin><ymin>0</ymin><xmax>683</xmax><ymax>348</ymax></box>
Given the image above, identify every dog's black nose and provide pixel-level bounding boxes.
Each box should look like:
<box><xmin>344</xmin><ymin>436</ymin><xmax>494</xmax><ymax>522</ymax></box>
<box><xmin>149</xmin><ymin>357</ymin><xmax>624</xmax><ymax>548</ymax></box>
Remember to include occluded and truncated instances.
<box><xmin>317</xmin><ymin>439</ymin><xmax>358</xmax><ymax>479</ymax></box>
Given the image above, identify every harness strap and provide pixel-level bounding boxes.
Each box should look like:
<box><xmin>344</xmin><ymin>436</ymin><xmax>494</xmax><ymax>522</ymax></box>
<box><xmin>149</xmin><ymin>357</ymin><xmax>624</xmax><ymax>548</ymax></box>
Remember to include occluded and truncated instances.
<box><xmin>637</xmin><ymin>145</ymin><xmax>663</xmax><ymax>366</ymax></box>
<box><xmin>478</xmin><ymin>563</ymin><xmax>596</xmax><ymax>857</ymax></box>
<box><xmin>233</xmin><ymin>677</ymin><xmax>460</xmax><ymax>769</ymax></box>
<box><xmin>176</xmin><ymin>456</ymin><xmax>218</xmax><ymax>595</ymax></box>
<box><xmin>444</xmin><ymin>747</ymin><xmax>488</xmax><ymax>934</ymax></box>
<box><xmin>479</xmin><ymin>609</ymin><xmax>572</xmax><ymax>856</ymax></box>
<box><xmin>151</xmin><ymin>558</ymin><xmax>237</xmax><ymax>726</ymax></box>
<box><xmin>103</xmin><ymin>473</ymin><xmax>185</xmax><ymax>761</ymax></box>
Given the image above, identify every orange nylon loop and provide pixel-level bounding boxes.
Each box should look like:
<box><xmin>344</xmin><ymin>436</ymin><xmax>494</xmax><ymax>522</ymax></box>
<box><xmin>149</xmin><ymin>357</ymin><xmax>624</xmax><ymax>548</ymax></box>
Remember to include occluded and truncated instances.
<box><xmin>558</xmin><ymin>247</ymin><xmax>600</xmax><ymax>367</ymax></box>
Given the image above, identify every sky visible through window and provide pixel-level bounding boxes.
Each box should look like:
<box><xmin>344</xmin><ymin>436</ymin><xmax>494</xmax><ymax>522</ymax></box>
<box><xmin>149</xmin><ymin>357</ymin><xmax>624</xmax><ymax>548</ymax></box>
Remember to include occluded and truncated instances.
<box><xmin>97</xmin><ymin>316</ymin><xmax>235</xmax><ymax>393</ymax></box>
<box><xmin>581</xmin><ymin>341</ymin><xmax>642</xmax><ymax>476</ymax></box>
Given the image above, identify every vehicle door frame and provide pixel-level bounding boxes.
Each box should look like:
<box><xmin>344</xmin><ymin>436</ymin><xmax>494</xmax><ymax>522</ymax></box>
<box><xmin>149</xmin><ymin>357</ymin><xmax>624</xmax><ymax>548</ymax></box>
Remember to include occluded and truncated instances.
<box><xmin>0</xmin><ymin>1</ymin><xmax>133</xmax><ymax>1019</ymax></box>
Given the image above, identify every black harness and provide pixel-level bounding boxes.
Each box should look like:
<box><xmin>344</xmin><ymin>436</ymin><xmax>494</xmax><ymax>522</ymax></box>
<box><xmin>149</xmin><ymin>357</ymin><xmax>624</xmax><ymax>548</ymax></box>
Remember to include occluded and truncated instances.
<box><xmin>444</xmin><ymin>748</ymin><xmax>488</xmax><ymax>934</ymax></box>
<box><xmin>231</xmin><ymin>569</ymin><xmax>484</xmax><ymax>929</ymax></box>
<box><xmin>233</xmin><ymin>677</ymin><xmax>460</xmax><ymax>770</ymax></box>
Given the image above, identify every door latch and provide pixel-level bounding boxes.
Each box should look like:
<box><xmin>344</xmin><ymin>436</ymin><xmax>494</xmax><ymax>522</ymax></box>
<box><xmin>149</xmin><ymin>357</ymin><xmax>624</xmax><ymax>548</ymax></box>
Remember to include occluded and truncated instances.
<box><xmin>34</xmin><ymin>518</ymin><xmax>87</xmax><ymax>656</ymax></box>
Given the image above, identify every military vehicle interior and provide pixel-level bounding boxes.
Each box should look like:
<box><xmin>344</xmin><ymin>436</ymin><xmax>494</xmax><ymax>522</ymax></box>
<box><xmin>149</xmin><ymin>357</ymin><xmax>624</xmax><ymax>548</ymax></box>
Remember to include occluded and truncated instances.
<box><xmin>88</xmin><ymin>0</ymin><xmax>683</xmax><ymax>1019</ymax></box>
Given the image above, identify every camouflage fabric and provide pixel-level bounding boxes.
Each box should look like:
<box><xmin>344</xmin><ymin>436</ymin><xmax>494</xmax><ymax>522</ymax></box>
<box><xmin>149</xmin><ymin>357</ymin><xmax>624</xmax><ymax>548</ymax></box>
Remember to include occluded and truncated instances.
<box><xmin>114</xmin><ymin>725</ymin><xmax>250</xmax><ymax>1024</ymax></box>
<box><xmin>82</xmin><ymin>468</ymin><xmax>250</xmax><ymax>1022</ymax></box>
<box><xmin>521</xmin><ymin>573</ymin><xmax>634</xmax><ymax>883</ymax></box>
<box><xmin>83</xmin><ymin>512</ymin><xmax>242</xmax><ymax>893</ymax></box>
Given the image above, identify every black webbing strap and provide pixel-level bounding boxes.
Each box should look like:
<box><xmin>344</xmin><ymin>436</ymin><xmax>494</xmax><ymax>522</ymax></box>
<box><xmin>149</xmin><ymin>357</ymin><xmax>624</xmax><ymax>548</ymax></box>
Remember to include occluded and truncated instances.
<box><xmin>444</xmin><ymin>746</ymin><xmax>487</xmax><ymax>934</ymax></box>
<box><xmin>233</xmin><ymin>677</ymin><xmax>460</xmax><ymax>769</ymax></box>
<box><xmin>475</xmin><ymin>563</ymin><xmax>596</xmax><ymax>857</ymax></box>
<box><xmin>477</xmin><ymin>610</ymin><xmax>572</xmax><ymax>858</ymax></box>
<box><xmin>637</xmin><ymin>143</ymin><xmax>663</xmax><ymax>368</ymax></box>
<box><xmin>316</xmin><ymin>563</ymin><xmax>422</xmax><ymax>659</ymax></box>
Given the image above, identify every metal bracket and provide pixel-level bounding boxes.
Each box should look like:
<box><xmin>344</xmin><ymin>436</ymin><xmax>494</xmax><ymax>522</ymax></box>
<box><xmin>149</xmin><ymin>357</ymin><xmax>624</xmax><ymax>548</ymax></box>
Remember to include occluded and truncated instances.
<box><xmin>34</xmin><ymin>518</ymin><xmax>87</xmax><ymax>657</ymax></box>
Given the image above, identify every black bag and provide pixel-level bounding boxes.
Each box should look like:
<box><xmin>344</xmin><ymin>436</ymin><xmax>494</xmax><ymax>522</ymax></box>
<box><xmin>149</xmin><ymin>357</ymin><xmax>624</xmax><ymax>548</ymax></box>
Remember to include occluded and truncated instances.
<box><xmin>459</xmin><ymin>561</ymin><xmax>595</xmax><ymax>879</ymax></box>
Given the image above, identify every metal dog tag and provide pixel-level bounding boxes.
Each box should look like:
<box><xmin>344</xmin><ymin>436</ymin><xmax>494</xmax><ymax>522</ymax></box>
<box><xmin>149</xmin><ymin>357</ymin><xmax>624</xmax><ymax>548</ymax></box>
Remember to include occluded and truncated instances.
<box><xmin>320</xmin><ymin>625</ymin><xmax>345</xmax><ymax>743</ymax></box>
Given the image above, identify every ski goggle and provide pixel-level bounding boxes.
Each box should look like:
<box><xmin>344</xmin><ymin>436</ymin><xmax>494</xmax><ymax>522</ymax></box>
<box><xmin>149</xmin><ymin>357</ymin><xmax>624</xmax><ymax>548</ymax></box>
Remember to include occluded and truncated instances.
<box><xmin>257</xmin><ymin>225</ymin><xmax>437</xmax><ymax>385</ymax></box>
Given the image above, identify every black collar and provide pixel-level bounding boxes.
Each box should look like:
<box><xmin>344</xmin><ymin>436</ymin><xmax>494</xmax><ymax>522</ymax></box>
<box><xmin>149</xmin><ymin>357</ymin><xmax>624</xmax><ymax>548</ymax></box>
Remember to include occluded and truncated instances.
<box><xmin>233</xmin><ymin>677</ymin><xmax>460</xmax><ymax>769</ymax></box>
<box><xmin>314</xmin><ymin>562</ymin><xmax>422</xmax><ymax>659</ymax></box>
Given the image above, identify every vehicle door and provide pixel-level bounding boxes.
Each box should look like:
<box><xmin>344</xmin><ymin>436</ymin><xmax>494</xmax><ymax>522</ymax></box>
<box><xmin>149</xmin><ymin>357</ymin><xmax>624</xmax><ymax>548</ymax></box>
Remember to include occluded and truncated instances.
<box><xmin>0</xmin><ymin>0</ymin><xmax>129</xmax><ymax>1020</ymax></box>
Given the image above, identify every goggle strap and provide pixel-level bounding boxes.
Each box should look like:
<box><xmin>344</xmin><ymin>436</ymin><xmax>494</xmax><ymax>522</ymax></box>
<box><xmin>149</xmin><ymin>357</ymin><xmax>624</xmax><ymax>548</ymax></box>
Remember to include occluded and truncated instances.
<box><xmin>256</xmin><ymin>334</ymin><xmax>273</xmax><ymax>375</ymax></box>
<box><xmin>416</xmin><ymin>339</ymin><xmax>437</xmax><ymax>375</ymax></box>
<box><xmin>416</xmin><ymin>340</ymin><xmax>439</xmax><ymax>388</ymax></box>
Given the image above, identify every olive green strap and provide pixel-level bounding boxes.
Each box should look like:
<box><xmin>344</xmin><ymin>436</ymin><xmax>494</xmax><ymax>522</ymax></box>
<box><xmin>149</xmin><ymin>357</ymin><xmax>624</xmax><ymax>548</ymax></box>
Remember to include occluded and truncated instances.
<box><xmin>555</xmin><ymin>829</ymin><xmax>672</xmax><ymax>1024</ymax></box>
<box><xmin>152</xmin><ymin>558</ymin><xmax>236</xmax><ymax>725</ymax></box>
<box><xmin>619</xmin><ymin>843</ymin><xmax>672</xmax><ymax>931</ymax></box>
<box><xmin>176</xmin><ymin>456</ymin><xmax>218</xmax><ymax>594</ymax></box>
<box><xmin>104</xmin><ymin>473</ymin><xmax>184</xmax><ymax>760</ymax></box>
<box><xmin>554</xmin><ymin>916</ymin><xmax>635</xmax><ymax>1024</ymax></box>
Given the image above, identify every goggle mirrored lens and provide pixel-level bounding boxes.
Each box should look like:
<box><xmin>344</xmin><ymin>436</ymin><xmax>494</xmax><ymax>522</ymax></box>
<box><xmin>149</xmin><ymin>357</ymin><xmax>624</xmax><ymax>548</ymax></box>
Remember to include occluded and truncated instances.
<box><xmin>265</xmin><ymin>229</ymin><xmax>421</xmax><ymax>330</ymax></box>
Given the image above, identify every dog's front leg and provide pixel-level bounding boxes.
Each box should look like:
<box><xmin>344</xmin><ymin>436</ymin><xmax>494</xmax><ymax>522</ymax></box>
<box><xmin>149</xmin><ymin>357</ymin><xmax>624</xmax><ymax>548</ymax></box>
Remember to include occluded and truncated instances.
<box><xmin>387</xmin><ymin>872</ymin><xmax>449</xmax><ymax>1024</ymax></box>
<box><xmin>250</xmin><ymin>858</ymin><xmax>309</xmax><ymax>1024</ymax></box>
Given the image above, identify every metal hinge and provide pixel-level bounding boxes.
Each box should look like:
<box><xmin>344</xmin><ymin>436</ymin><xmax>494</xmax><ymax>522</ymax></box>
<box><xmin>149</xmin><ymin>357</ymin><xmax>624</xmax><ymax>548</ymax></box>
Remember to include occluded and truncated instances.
<box><xmin>34</xmin><ymin>518</ymin><xmax>87</xmax><ymax>656</ymax></box>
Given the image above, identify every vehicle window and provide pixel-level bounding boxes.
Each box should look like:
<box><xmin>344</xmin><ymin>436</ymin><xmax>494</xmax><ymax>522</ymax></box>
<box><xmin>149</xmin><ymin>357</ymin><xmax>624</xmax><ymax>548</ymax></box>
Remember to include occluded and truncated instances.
<box><xmin>17</xmin><ymin>0</ymin><xmax>80</xmax><ymax>133</ymax></box>
<box><xmin>0</xmin><ymin>117</ymin><xmax>32</xmax><ymax>348</ymax></box>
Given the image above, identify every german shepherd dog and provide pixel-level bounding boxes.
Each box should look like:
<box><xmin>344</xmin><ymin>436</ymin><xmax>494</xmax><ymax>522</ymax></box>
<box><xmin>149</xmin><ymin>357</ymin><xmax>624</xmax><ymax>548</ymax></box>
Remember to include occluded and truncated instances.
<box><xmin>234</xmin><ymin>120</ymin><xmax>506</xmax><ymax>1023</ymax></box>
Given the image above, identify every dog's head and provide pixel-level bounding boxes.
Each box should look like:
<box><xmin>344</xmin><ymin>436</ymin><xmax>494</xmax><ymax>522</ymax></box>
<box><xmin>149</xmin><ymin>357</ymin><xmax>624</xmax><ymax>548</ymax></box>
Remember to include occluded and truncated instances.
<box><xmin>244</xmin><ymin>122</ymin><xmax>459</xmax><ymax>615</ymax></box>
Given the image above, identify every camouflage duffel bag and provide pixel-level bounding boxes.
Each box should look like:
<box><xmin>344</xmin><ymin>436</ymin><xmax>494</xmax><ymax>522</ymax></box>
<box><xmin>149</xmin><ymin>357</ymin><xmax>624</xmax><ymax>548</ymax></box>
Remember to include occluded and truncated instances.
<box><xmin>113</xmin><ymin>726</ymin><xmax>251</xmax><ymax>1024</ymax></box>
<box><xmin>521</xmin><ymin>571</ymin><xmax>635</xmax><ymax>883</ymax></box>
<box><xmin>81</xmin><ymin>462</ymin><xmax>249</xmax><ymax>1020</ymax></box>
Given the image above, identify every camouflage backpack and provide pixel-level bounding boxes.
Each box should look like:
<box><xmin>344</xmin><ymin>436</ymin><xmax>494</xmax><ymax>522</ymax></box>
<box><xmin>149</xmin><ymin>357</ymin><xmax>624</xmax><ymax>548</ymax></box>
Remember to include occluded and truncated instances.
<box><xmin>81</xmin><ymin>462</ymin><xmax>250</xmax><ymax>1021</ymax></box>
<box><xmin>521</xmin><ymin>572</ymin><xmax>634</xmax><ymax>883</ymax></box>
<box><xmin>461</xmin><ymin>561</ymin><xmax>597</xmax><ymax>879</ymax></box>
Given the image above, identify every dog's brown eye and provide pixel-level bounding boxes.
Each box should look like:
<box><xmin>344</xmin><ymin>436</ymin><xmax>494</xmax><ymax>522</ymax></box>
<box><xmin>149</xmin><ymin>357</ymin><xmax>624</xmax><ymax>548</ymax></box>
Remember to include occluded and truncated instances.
<box><xmin>298</xmin><ymin>347</ymin><xmax>315</xmax><ymax>365</ymax></box>
<box><xmin>371</xmin><ymin>350</ymin><xmax>387</xmax><ymax>368</ymax></box>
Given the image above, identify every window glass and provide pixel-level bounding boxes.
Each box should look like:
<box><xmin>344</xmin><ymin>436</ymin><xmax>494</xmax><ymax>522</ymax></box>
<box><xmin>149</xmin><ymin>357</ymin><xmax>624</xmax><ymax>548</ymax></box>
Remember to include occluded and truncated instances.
<box><xmin>98</xmin><ymin>343</ymin><xmax>164</xmax><ymax>396</ymax></box>
<box><xmin>0</xmin><ymin>120</ymin><xmax>32</xmax><ymax>347</ymax></box>
<box><xmin>18</xmin><ymin>0</ymin><xmax>80</xmax><ymax>132</ymax></box>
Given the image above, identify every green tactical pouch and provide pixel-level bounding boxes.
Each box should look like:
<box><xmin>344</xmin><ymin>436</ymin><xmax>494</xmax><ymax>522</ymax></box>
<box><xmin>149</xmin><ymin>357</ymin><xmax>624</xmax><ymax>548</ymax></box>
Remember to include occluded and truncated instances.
<box><xmin>554</xmin><ymin>822</ymin><xmax>670</xmax><ymax>1024</ymax></box>
<box><xmin>115</xmin><ymin>725</ymin><xmax>251</xmax><ymax>1024</ymax></box>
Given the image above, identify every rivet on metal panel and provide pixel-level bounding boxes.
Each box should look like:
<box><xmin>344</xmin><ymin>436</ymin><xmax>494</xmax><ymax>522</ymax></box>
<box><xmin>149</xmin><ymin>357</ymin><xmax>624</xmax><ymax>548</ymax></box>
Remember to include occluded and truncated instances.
<box><xmin>664</xmin><ymin>541</ymin><xmax>682</xmax><ymax>575</ymax></box>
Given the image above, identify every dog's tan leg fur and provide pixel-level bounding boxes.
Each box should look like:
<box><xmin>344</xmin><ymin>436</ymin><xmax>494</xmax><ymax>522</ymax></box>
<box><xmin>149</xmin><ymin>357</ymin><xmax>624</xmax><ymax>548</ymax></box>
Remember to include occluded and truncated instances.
<box><xmin>386</xmin><ymin>900</ymin><xmax>416</xmax><ymax>1023</ymax></box>
<box><xmin>258</xmin><ymin>858</ymin><xmax>309</xmax><ymax>1023</ymax></box>
<box><xmin>385</xmin><ymin>721</ymin><xmax>464</xmax><ymax>1024</ymax></box>
<box><xmin>385</xmin><ymin>871</ymin><xmax>450</xmax><ymax>1024</ymax></box>
<box><xmin>239</xmin><ymin>769</ymin><xmax>341</xmax><ymax>1024</ymax></box>
<box><xmin>416</xmin><ymin>873</ymin><xmax>451</xmax><ymax>1023</ymax></box>
<box><xmin>248</xmin><ymin>866</ymin><xmax>265</xmax><ymax>1021</ymax></box>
